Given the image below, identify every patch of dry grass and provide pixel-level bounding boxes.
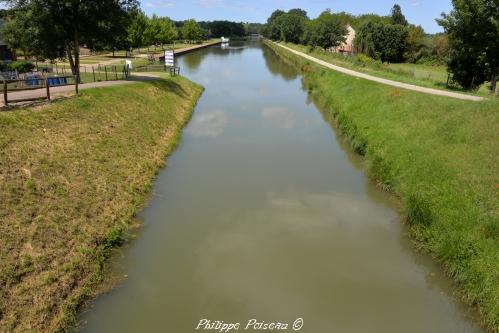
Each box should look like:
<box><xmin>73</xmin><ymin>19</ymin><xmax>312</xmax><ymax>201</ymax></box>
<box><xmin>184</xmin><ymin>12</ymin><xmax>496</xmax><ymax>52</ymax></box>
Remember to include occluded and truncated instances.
<box><xmin>0</xmin><ymin>78</ymin><xmax>203</xmax><ymax>332</ymax></box>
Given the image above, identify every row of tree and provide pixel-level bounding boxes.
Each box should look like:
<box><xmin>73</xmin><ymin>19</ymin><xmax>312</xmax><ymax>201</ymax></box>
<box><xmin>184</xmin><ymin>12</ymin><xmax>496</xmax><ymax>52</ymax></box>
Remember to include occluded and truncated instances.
<box><xmin>264</xmin><ymin>5</ymin><xmax>443</xmax><ymax>63</ymax></box>
<box><xmin>263</xmin><ymin>2</ymin><xmax>498</xmax><ymax>92</ymax></box>
<box><xmin>0</xmin><ymin>1</ymin><xmax>262</xmax><ymax>80</ymax></box>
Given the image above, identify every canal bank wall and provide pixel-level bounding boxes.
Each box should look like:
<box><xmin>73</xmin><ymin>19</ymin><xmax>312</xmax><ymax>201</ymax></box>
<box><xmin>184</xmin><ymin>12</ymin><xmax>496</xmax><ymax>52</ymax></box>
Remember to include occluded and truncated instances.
<box><xmin>175</xmin><ymin>40</ymin><xmax>222</xmax><ymax>56</ymax></box>
<box><xmin>264</xmin><ymin>40</ymin><xmax>499</xmax><ymax>332</ymax></box>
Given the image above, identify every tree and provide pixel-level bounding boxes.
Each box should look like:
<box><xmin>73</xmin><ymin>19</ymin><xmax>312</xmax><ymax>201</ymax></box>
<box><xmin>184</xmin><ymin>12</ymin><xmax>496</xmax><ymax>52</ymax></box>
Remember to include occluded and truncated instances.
<box><xmin>274</xmin><ymin>9</ymin><xmax>308</xmax><ymax>43</ymax></box>
<box><xmin>128</xmin><ymin>9</ymin><xmax>149</xmax><ymax>49</ymax></box>
<box><xmin>1</xmin><ymin>8</ymin><xmax>38</xmax><ymax>58</ymax></box>
<box><xmin>204</xmin><ymin>21</ymin><xmax>245</xmax><ymax>37</ymax></box>
<box><xmin>391</xmin><ymin>4</ymin><xmax>408</xmax><ymax>26</ymax></box>
<box><xmin>264</xmin><ymin>9</ymin><xmax>285</xmax><ymax>40</ymax></box>
<box><xmin>438</xmin><ymin>0</ymin><xmax>499</xmax><ymax>92</ymax></box>
<box><xmin>303</xmin><ymin>10</ymin><xmax>348</xmax><ymax>50</ymax></box>
<box><xmin>182</xmin><ymin>19</ymin><xmax>203</xmax><ymax>43</ymax></box>
<box><xmin>145</xmin><ymin>15</ymin><xmax>178</xmax><ymax>49</ymax></box>
<box><xmin>406</xmin><ymin>25</ymin><xmax>426</xmax><ymax>62</ymax></box>
<box><xmin>288</xmin><ymin>8</ymin><xmax>308</xmax><ymax>19</ymax></box>
<box><xmin>0</xmin><ymin>0</ymin><xmax>138</xmax><ymax>77</ymax></box>
<box><xmin>354</xmin><ymin>22</ymin><xmax>408</xmax><ymax>62</ymax></box>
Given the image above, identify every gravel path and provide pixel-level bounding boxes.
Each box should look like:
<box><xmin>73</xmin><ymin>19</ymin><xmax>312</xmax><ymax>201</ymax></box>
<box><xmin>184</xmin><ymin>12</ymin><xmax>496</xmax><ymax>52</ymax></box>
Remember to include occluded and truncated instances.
<box><xmin>275</xmin><ymin>43</ymin><xmax>484</xmax><ymax>102</ymax></box>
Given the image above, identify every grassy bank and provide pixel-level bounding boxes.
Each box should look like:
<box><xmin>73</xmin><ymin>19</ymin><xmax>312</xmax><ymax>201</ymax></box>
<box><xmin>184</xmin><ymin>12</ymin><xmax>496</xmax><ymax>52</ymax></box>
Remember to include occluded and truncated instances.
<box><xmin>281</xmin><ymin>42</ymin><xmax>492</xmax><ymax>96</ymax></box>
<box><xmin>265</xmin><ymin>41</ymin><xmax>499</xmax><ymax>332</ymax></box>
<box><xmin>0</xmin><ymin>78</ymin><xmax>203</xmax><ymax>332</ymax></box>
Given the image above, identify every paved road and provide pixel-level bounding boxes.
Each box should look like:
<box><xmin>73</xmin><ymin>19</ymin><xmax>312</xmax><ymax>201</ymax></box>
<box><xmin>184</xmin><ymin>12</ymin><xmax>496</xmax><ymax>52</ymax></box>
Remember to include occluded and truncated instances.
<box><xmin>275</xmin><ymin>43</ymin><xmax>484</xmax><ymax>102</ymax></box>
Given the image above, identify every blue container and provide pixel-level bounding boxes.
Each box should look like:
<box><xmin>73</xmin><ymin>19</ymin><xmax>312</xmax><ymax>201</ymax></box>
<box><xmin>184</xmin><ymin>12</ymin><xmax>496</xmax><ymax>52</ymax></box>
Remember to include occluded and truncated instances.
<box><xmin>25</xmin><ymin>77</ymin><xmax>39</xmax><ymax>86</ymax></box>
<box><xmin>47</xmin><ymin>77</ymin><xmax>60</xmax><ymax>86</ymax></box>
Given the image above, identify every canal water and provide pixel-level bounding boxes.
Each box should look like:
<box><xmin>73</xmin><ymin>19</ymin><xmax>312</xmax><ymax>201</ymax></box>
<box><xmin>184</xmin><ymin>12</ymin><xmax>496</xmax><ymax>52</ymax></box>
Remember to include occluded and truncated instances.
<box><xmin>79</xmin><ymin>42</ymin><xmax>483</xmax><ymax>333</ymax></box>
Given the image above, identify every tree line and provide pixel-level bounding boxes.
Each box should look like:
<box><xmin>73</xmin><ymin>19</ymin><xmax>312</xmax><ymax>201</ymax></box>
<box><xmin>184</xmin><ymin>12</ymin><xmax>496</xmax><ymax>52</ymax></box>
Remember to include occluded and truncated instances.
<box><xmin>264</xmin><ymin>2</ymin><xmax>498</xmax><ymax>93</ymax></box>
<box><xmin>0</xmin><ymin>0</ymin><xmax>263</xmax><ymax>79</ymax></box>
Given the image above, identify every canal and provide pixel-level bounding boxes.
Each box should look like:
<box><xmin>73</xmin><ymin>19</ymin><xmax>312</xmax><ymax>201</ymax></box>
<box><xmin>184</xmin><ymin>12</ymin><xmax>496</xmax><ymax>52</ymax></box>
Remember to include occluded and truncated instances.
<box><xmin>79</xmin><ymin>42</ymin><xmax>483</xmax><ymax>333</ymax></box>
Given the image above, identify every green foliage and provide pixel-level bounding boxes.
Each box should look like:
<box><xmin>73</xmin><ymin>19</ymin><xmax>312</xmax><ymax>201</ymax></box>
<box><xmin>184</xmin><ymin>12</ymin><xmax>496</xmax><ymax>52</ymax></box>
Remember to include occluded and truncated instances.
<box><xmin>275</xmin><ymin>11</ymin><xmax>307</xmax><ymax>43</ymax></box>
<box><xmin>127</xmin><ymin>9</ymin><xmax>148</xmax><ymax>48</ymax></box>
<box><xmin>263</xmin><ymin>10</ymin><xmax>286</xmax><ymax>40</ymax></box>
<box><xmin>438</xmin><ymin>0</ymin><xmax>499</xmax><ymax>92</ymax></box>
<box><xmin>390</xmin><ymin>4</ymin><xmax>408</xmax><ymax>26</ymax></box>
<box><xmin>145</xmin><ymin>15</ymin><xmax>179</xmax><ymax>47</ymax></box>
<box><xmin>201</xmin><ymin>21</ymin><xmax>245</xmax><ymax>38</ymax></box>
<box><xmin>303</xmin><ymin>10</ymin><xmax>348</xmax><ymax>49</ymax></box>
<box><xmin>354</xmin><ymin>22</ymin><xmax>408</xmax><ymax>62</ymax></box>
<box><xmin>181</xmin><ymin>19</ymin><xmax>203</xmax><ymax>42</ymax></box>
<box><xmin>1</xmin><ymin>0</ymin><xmax>139</xmax><ymax>75</ymax></box>
<box><xmin>8</xmin><ymin>60</ymin><xmax>34</xmax><ymax>73</ymax></box>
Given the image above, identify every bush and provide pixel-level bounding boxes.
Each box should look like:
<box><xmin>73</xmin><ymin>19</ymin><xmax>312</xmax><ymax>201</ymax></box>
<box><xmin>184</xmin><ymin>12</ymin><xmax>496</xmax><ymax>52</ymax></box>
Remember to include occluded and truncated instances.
<box><xmin>8</xmin><ymin>61</ymin><xmax>35</xmax><ymax>73</ymax></box>
<box><xmin>355</xmin><ymin>54</ymin><xmax>381</xmax><ymax>67</ymax></box>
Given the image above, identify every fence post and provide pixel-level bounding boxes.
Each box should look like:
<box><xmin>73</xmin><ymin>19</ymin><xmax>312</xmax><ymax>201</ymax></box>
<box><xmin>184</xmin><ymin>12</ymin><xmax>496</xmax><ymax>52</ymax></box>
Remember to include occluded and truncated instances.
<box><xmin>3</xmin><ymin>80</ymin><xmax>8</xmax><ymax>106</ymax></box>
<box><xmin>114</xmin><ymin>66</ymin><xmax>118</xmax><ymax>80</ymax></box>
<box><xmin>46</xmin><ymin>77</ymin><xmax>50</xmax><ymax>101</ymax></box>
<box><xmin>55</xmin><ymin>63</ymin><xmax>58</xmax><ymax>75</ymax></box>
<box><xmin>105</xmin><ymin>66</ymin><xmax>108</xmax><ymax>81</ymax></box>
<box><xmin>92</xmin><ymin>66</ymin><xmax>96</xmax><ymax>82</ymax></box>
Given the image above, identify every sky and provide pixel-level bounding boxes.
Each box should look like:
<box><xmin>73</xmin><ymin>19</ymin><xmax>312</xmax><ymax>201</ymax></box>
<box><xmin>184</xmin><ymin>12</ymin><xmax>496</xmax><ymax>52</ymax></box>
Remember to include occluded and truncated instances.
<box><xmin>141</xmin><ymin>0</ymin><xmax>453</xmax><ymax>33</ymax></box>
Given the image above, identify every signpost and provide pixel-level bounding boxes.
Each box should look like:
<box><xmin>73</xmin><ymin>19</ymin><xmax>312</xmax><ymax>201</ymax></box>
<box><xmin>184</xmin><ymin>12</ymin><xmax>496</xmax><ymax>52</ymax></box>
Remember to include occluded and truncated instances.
<box><xmin>164</xmin><ymin>50</ymin><xmax>175</xmax><ymax>67</ymax></box>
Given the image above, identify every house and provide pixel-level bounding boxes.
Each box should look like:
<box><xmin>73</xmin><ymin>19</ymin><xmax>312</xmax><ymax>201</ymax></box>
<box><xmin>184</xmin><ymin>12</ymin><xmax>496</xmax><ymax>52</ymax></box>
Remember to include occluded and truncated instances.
<box><xmin>331</xmin><ymin>25</ymin><xmax>356</xmax><ymax>55</ymax></box>
<box><xmin>0</xmin><ymin>19</ymin><xmax>16</xmax><ymax>61</ymax></box>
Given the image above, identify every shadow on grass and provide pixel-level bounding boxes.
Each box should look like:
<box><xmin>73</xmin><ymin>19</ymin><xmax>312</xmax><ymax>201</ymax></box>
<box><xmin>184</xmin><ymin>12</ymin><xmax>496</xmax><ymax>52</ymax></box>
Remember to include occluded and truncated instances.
<box><xmin>138</xmin><ymin>78</ymin><xmax>189</xmax><ymax>98</ymax></box>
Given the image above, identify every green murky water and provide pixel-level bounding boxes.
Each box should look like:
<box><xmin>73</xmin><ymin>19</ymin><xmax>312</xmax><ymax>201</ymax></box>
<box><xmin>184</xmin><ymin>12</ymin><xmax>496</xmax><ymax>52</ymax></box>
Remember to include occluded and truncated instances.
<box><xmin>78</xmin><ymin>42</ymin><xmax>483</xmax><ymax>333</ymax></box>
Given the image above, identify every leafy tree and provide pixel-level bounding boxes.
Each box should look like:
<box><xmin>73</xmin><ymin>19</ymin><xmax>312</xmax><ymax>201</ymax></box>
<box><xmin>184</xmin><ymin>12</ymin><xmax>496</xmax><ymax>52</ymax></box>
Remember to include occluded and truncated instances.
<box><xmin>391</xmin><ymin>4</ymin><xmax>408</xmax><ymax>26</ymax></box>
<box><xmin>203</xmin><ymin>21</ymin><xmax>245</xmax><ymax>37</ymax></box>
<box><xmin>438</xmin><ymin>0</ymin><xmax>499</xmax><ymax>92</ymax></box>
<box><xmin>264</xmin><ymin>9</ymin><xmax>285</xmax><ymax>40</ymax></box>
<box><xmin>406</xmin><ymin>25</ymin><xmax>426</xmax><ymax>62</ymax></box>
<box><xmin>145</xmin><ymin>15</ymin><xmax>178</xmax><ymax>49</ymax></box>
<box><xmin>303</xmin><ymin>10</ymin><xmax>347</xmax><ymax>49</ymax></box>
<box><xmin>0</xmin><ymin>0</ymin><xmax>138</xmax><ymax>77</ymax></box>
<box><xmin>274</xmin><ymin>10</ymin><xmax>308</xmax><ymax>43</ymax></box>
<box><xmin>354</xmin><ymin>22</ymin><xmax>408</xmax><ymax>62</ymax></box>
<box><xmin>1</xmin><ymin>8</ymin><xmax>38</xmax><ymax>58</ymax></box>
<box><xmin>128</xmin><ymin>9</ymin><xmax>149</xmax><ymax>49</ymax></box>
<box><xmin>288</xmin><ymin>8</ymin><xmax>308</xmax><ymax>19</ymax></box>
<box><xmin>181</xmin><ymin>19</ymin><xmax>203</xmax><ymax>43</ymax></box>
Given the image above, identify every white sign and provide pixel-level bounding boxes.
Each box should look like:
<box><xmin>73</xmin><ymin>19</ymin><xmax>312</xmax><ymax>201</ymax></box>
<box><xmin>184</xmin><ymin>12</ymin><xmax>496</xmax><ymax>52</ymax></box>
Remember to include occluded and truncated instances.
<box><xmin>125</xmin><ymin>59</ymin><xmax>132</xmax><ymax>69</ymax></box>
<box><xmin>165</xmin><ymin>50</ymin><xmax>175</xmax><ymax>66</ymax></box>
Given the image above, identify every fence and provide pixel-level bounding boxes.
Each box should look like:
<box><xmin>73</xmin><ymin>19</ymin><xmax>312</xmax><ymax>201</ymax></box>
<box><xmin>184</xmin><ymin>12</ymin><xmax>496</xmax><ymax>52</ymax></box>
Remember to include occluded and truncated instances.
<box><xmin>35</xmin><ymin>64</ymin><xmax>130</xmax><ymax>83</ymax></box>
<box><xmin>2</xmin><ymin>75</ymin><xmax>79</xmax><ymax>106</ymax></box>
<box><xmin>134</xmin><ymin>63</ymin><xmax>180</xmax><ymax>76</ymax></box>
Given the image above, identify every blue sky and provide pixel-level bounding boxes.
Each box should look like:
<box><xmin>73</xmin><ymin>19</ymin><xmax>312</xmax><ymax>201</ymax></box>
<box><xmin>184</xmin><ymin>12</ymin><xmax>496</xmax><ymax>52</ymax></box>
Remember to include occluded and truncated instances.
<box><xmin>142</xmin><ymin>0</ymin><xmax>453</xmax><ymax>33</ymax></box>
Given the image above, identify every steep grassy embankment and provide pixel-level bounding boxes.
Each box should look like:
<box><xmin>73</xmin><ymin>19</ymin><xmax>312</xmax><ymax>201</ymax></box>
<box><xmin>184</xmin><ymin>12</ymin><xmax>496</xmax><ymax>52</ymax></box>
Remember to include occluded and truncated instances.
<box><xmin>0</xmin><ymin>78</ymin><xmax>203</xmax><ymax>332</ymax></box>
<box><xmin>266</xmin><ymin>41</ymin><xmax>499</xmax><ymax>332</ymax></box>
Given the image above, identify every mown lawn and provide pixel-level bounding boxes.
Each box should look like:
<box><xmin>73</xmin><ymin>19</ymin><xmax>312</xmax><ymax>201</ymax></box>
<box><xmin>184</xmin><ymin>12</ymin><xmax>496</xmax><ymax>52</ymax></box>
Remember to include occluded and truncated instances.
<box><xmin>282</xmin><ymin>42</ymin><xmax>493</xmax><ymax>96</ymax></box>
<box><xmin>0</xmin><ymin>78</ymin><xmax>203</xmax><ymax>332</ymax></box>
<box><xmin>266</xmin><ymin>41</ymin><xmax>499</xmax><ymax>332</ymax></box>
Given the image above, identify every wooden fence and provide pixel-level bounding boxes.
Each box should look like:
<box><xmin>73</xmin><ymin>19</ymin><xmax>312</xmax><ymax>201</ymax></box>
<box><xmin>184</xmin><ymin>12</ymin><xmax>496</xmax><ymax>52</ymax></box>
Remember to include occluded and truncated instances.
<box><xmin>2</xmin><ymin>75</ymin><xmax>79</xmax><ymax>106</ymax></box>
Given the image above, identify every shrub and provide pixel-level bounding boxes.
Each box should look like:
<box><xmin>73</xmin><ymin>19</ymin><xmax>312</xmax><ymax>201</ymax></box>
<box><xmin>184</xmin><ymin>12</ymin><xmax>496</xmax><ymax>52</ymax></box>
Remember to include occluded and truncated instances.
<box><xmin>8</xmin><ymin>61</ymin><xmax>35</xmax><ymax>73</ymax></box>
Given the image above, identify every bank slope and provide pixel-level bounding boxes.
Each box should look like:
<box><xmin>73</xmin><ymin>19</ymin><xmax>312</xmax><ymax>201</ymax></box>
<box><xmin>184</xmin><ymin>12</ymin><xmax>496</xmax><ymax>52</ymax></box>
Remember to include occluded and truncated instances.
<box><xmin>265</xmin><ymin>41</ymin><xmax>499</xmax><ymax>332</ymax></box>
<box><xmin>0</xmin><ymin>78</ymin><xmax>203</xmax><ymax>332</ymax></box>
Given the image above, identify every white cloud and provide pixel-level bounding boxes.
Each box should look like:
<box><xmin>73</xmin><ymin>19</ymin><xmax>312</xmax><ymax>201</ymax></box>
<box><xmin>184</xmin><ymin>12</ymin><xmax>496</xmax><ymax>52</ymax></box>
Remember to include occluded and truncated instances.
<box><xmin>145</xmin><ymin>0</ymin><xmax>176</xmax><ymax>8</ymax></box>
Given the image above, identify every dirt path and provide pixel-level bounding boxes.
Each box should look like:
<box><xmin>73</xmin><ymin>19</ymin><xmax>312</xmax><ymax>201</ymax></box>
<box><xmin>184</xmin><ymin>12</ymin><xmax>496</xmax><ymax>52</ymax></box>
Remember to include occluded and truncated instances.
<box><xmin>275</xmin><ymin>43</ymin><xmax>484</xmax><ymax>102</ymax></box>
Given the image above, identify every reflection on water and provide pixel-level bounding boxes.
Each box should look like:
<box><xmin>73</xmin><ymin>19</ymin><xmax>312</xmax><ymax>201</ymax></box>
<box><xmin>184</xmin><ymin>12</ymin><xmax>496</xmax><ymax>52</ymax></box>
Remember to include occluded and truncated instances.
<box><xmin>78</xmin><ymin>42</ymin><xmax>484</xmax><ymax>333</ymax></box>
<box><xmin>186</xmin><ymin>110</ymin><xmax>229</xmax><ymax>138</ymax></box>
